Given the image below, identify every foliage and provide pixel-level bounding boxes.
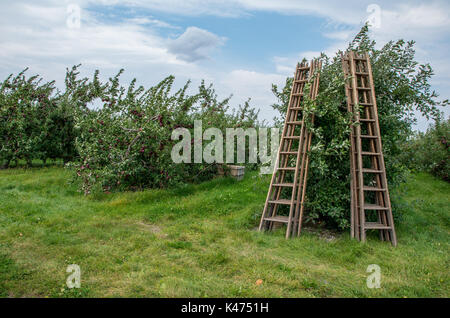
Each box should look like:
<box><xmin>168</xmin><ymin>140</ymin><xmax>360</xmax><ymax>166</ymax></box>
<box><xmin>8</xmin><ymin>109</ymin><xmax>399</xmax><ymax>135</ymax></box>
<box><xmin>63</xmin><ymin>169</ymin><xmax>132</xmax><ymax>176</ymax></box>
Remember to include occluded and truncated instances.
<box><xmin>0</xmin><ymin>69</ymin><xmax>57</xmax><ymax>167</ymax></box>
<box><xmin>400</xmin><ymin>118</ymin><xmax>449</xmax><ymax>181</ymax></box>
<box><xmin>0</xmin><ymin>65</ymin><xmax>260</xmax><ymax>193</ymax></box>
<box><xmin>66</xmin><ymin>66</ymin><xmax>260</xmax><ymax>194</ymax></box>
<box><xmin>0</xmin><ymin>66</ymin><xmax>100</xmax><ymax>168</ymax></box>
<box><xmin>271</xmin><ymin>25</ymin><xmax>448</xmax><ymax>229</ymax></box>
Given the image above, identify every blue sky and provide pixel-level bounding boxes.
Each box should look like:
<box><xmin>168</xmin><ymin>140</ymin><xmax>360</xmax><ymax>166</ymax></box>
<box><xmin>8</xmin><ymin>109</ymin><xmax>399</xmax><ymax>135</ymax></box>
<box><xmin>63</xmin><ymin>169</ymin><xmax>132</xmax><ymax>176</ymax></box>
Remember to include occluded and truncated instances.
<box><xmin>0</xmin><ymin>0</ymin><xmax>449</xmax><ymax>130</ymax></box>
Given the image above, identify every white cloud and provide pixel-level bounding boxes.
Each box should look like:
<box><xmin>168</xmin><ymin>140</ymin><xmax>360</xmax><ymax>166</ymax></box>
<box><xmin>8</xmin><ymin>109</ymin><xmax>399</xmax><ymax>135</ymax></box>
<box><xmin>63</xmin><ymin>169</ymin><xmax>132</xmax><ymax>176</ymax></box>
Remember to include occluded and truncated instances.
<box><xmin>126</xmin><ymin>17</ymin><xmax>181</xmax><ymax>29</ymax></box>
<box><xmin>220</xmin><ymin>70</ymin><xmax>286</xmax><ymax>122</ymax></box>
<box><xmin>323</xmin><ymin>30</ymin><xmax>354</xmax><ymax>41</ymax></box>
<box><xmin>368</xmin><ymin>3</ymin><xmax>450</xmax><ymax>130</ymax></box>
<box><xmin>0</xmin><ymin>1</ymin><xmax>209</xmax><ymax>90</ymax></box>
<box><xmin>395</xmin><ymin>4</ymin><xmax>450</xmax><ymax>28</ymax></box>
<box><xmin>273</xmin><ymin>52</ymin><xmax>322</xmax><ymax>76</ymax></box>
<box><xmin>168</xmin><ymin>27</ymin><xmax>226</xmax><ymax>62</ymax></box>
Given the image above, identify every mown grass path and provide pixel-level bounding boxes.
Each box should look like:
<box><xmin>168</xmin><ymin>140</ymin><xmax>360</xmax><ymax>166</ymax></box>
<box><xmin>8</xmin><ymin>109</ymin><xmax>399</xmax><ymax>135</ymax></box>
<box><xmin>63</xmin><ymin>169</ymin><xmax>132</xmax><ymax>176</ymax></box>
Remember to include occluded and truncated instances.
<box><xmin>0</xmin><ymin>168</ymin><xmax>448</xmax><ymax>297</ymax></box>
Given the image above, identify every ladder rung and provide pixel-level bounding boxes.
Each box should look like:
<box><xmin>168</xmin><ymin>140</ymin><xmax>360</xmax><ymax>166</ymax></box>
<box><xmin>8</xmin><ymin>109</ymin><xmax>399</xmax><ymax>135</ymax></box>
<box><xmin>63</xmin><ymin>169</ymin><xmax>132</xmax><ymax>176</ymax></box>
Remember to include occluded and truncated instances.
<box><xmin>363</xmin><ymin>186</ymin><xmax>386</xmax><ymax>191</ymax></box>
<box><xmin>361</xmin><ymin>151</ymin><xmax>380</xmax><ymax>156</ymax></box>
<box><xmin>294</xmin><ymin>79</ymin><xmax>307</xmax><ymax>83</ymax></box>
<box><xmin>297</xmin><ymin>66</ymin><xmax>310</xmax><ymax>71</ymax></box>
<box><xmin>292</xmin><ymin>93</ymin><xmax>304</xmax><ymax>97</ymax></box>
<box><xmin>286</xmin><ymin>121</ymin><xmax>302</xmax><ymax>125</ymax></box>
<box><xmin>355</xmin><ymin>72</ymin><xmax>369</xmax><ymax>76</ymax></box>
<box><xmin>359</xmin><ymin>102</ymin><xmax>373</xmax><ymax>106</ymax></box>
<box><xmin>364</xmin><ymin>204</ymin><xmax>389</xmax><ymax>210</ymax></box>
<box><xmin>356</xmin><ymin>87</ymin><xmax>371</xmax><ymax>91</ymax></box>
<box><xmin>360</xmin><ymin>118</ymin><xmax>375</xmax><ymax>122</ymax></box>
<box><xmin>278</xmin><ymin>167</ymin><xmax>296</xmax><ymax>171</ymax></box>
<box><xmin>290</xmin><ymin>107</ymin><xmax>302</xmax><ymax>111</ymax></box>
<box><xmin>283</xmin><ymin>136</ymin><xmax>300</xmax><ymax>139</ymax></box>
<box><xmin>273</xmin><ymin>183</ymin><xmax>294</xmax><ymax>187</ymax></box>
<box><xmin>268</xmin><ymin>199</ymin><xmax>296</xmax><ymax>205</ymax></box>
<box><xmin>364</xmin><ymin>222</ymin><xmax>392</xmax><ymax>230</ymax></box>
<box><xmin>264</xmin><ymin>215</ymin><xmax>289</xmax><ymax>223</ymax></box>
<box><xmin>353</xmin><ymin>57</ymin><xmax>367</xmax><ymax>61</ymax></box>
<box><xmin>360</xmin><ymin>135</ymin><xmax>378</xmax><ymax>139</ymax></box>
<box><xmin>362</xmin><ymin>168</ymin><xmax>383</xmax><ymax>173</ymax></box>
<box><xmin>280</xmin><ymin>151</ymin><xmax>297</xmax><ymax>155</ymax></box>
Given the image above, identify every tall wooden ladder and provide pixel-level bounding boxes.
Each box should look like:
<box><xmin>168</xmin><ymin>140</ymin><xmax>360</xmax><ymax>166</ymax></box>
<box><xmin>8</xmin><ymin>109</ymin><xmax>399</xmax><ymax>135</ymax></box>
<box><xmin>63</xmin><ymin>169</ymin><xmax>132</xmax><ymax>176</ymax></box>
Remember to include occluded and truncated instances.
<box><xmin>342</xmin><ymin>51</ymin><xmax>397</xmax><ymax>246</ymax></box>
<box><xmin>259</xmin><ymin>60</ymin><xmax>321</xmax><ymax>238</ymax></box>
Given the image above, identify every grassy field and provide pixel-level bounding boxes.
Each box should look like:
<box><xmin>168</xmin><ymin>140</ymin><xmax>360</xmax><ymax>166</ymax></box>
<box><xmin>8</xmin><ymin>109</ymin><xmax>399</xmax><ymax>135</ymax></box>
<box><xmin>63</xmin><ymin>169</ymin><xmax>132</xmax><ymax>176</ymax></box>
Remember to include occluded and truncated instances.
<box><xmin>0</xmin><ymin>167</ymin><xmax>448</xmax><ymax>297</ymax></box>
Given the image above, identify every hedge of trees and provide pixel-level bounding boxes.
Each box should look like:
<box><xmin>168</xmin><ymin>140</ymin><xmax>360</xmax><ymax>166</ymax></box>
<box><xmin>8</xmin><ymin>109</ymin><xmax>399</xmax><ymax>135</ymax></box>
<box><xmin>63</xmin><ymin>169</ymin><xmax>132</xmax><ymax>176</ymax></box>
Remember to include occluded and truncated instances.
<box><xmin>400</xmin><ymin>118</ymin><xmax>449</xmax><ymax>182</ymax></box>
<box><xmin>67</xmin><ymin>68</ymin><xmax>260</xmax><ymax>194</ymax></box>
<box><xmin>0</xmin><ymin>69</ymin><xmax>74</xmax><ymax>168</ymax></box>
<box><xmin>0</xmin><ymin>65</ymin><xmax>261</xmax><ymax>194</ymax></box>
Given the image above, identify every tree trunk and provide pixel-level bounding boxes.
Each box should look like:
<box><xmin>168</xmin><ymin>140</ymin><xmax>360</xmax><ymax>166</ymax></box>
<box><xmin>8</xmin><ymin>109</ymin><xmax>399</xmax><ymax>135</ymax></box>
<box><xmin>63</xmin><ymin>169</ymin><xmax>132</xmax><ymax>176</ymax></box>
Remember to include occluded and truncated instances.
<box><xmin>1</xmin><ymin>160</ymin><xmax>10</xmax><ymax>169</ymax></box>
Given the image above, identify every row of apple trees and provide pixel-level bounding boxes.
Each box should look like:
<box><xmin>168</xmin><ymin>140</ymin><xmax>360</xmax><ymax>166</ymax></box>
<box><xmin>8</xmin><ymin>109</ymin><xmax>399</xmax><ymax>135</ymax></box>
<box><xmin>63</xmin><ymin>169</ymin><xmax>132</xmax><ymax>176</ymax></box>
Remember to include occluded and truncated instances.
<box><xmin>0</xmin><ymin>69</ymin><xmax>75</xmax><ymax>167</ymax></box>
<box><xmin>0</xmin><ymin>65</ymin><xmax>261</xmax><ymax>194</ymax></box>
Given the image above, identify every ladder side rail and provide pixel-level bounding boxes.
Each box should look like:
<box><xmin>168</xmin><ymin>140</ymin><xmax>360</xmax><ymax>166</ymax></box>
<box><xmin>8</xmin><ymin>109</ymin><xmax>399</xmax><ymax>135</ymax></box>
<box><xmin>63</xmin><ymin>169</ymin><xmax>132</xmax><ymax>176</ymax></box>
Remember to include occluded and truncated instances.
<box><xmin>342</xmin><ymin>54</ymin><xmax>358</xmax><ymax>239</ymax></box>
<box><xmin>297</xmin><ymin>60</ymin><xmax>321</xmax><ymax>236</ymax></box>
<box><xmin>291</xmin><ymin>122</ymin><xmax>308</xmax><ymax>236</ymax></box>
<box><xmin>291</xmin><ymin>62</ymin><xmax>316</xmax><ymax>236</ymax></box>
<box><xmin>349</xmin><ymin>52</ymin><xmax>366</xmax><ymax>242</ymax></box>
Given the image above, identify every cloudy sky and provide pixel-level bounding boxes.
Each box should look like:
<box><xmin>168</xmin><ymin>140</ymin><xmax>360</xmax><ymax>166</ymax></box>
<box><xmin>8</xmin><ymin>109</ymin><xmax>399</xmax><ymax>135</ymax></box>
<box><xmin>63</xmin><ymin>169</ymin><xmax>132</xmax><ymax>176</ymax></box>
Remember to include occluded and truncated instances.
<box><xmin>0</xmin><ymin>0</ymin><xmax>449</xmax><ymax>130</ymax></box>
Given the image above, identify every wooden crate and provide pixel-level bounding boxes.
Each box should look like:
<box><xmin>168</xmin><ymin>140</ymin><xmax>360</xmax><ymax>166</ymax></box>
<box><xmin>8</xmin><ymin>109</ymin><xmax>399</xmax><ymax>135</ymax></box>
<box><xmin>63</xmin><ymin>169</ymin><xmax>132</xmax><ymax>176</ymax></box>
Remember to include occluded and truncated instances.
<box><xmin>217</xmin><ymin>165</ymin><xmax>245</xmax><ymax>180</ymax></box>
<box><xmin>228</xmin><ymin>165</ymin><xmax>245</xmax><ymax>181</ymax></box>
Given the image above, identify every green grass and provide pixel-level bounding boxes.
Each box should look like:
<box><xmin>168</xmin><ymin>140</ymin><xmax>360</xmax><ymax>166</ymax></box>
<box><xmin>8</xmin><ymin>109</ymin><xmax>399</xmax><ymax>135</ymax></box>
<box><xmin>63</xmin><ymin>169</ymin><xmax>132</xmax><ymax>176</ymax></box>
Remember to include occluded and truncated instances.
<box><xmin>0</xmin><ymin>167</ymin><xmax>448</xmax><ymax>297</ymax></box>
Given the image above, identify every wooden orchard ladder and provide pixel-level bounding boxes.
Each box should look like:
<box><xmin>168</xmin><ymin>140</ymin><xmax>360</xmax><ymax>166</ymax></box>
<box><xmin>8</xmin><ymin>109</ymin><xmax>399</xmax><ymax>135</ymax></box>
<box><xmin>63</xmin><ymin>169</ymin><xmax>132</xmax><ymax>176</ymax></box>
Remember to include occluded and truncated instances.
<box><xmin>259</xmin><ymin>60</ymin><xmax>321</xmax><ymax>239</ymax></box>
<box><xmin>342</xmin><ymin>51</ymin><xmax>397</xmax><ymax>246</ymax></box>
